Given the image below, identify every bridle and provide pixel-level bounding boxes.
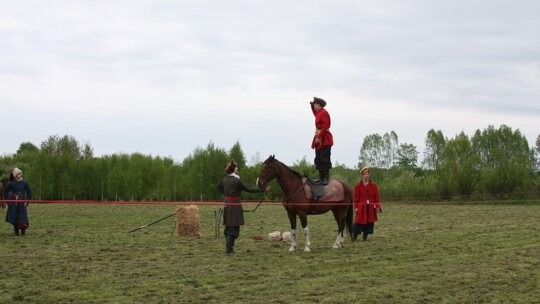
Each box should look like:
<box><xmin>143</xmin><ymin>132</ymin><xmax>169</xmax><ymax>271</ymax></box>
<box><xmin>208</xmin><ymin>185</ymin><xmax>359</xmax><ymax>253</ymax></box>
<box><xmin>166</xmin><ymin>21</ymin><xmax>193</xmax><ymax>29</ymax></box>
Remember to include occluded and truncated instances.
<box><xmin>256</xmin><ymin>161</ymin><xmax>278</xmax><ymax>189</ymax></box>
<box><xmin>258</xmin><ymin>160</ymin><xmax>307</xmax><ymax>204</ymax></box>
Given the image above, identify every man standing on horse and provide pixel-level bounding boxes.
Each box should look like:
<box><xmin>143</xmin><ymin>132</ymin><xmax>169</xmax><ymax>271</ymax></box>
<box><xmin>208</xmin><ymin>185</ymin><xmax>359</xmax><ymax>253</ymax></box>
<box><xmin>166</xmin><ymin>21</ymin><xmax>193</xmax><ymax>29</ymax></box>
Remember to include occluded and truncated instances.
<box><xmin>310</xmin><ymin>97</ymin><xmax>333</xmax><ymax>185</ymax></box>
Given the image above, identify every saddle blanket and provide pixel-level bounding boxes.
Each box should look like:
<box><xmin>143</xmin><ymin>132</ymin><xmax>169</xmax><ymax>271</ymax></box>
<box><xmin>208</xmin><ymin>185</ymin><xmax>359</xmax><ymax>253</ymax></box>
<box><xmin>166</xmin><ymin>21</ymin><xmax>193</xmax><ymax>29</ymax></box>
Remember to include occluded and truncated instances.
<box><xmin>302</xmin><ymin>178</ymin><xmax>345</xmax><ymax>202</ymax></box>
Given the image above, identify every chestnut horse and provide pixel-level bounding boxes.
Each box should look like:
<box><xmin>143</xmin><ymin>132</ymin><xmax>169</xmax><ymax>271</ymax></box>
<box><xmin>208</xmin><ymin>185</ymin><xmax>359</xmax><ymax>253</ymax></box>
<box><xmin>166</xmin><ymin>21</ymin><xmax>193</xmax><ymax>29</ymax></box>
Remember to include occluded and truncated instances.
<box><xmin>257</xmin><ymin>155</ymin><xmax>353</xmax><ymax>251</ymax></box>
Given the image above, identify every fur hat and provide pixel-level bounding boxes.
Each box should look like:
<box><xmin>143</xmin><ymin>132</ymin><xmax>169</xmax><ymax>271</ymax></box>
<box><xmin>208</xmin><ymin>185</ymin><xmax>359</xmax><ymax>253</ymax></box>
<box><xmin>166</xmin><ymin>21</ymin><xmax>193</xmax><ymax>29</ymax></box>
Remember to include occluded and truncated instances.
<box><xmin>312</xmin><ymin>97</ymin><xmax>327</xmax><ymax>107</ymax></box>
<box><xmin>225</xmin><ymin>160</ymin><xmax>237</xmax><ymax>174</ymax></box>
<box><xmin>360</xmin><ymin>166</ymin><xmax>370</xmax><ymax>175</ymax></box>
<box><xmin>12</xmin><ymin>168</ymin><xmax>22</xmax><ymax>176</ymax></box>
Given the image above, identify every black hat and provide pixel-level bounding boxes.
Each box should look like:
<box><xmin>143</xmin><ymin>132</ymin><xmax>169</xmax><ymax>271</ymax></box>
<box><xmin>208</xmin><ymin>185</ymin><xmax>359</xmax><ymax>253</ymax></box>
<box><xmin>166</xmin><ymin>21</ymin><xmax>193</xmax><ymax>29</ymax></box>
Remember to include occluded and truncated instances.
<box><xmin>225</xmin><ymin>160</ymin><xmax>237</xmax><ymax>174</ymax></box>
<box><xmin>312</xmin><ymin>97</ymin><xmax>327</xmax><ymax>107</ymax></box>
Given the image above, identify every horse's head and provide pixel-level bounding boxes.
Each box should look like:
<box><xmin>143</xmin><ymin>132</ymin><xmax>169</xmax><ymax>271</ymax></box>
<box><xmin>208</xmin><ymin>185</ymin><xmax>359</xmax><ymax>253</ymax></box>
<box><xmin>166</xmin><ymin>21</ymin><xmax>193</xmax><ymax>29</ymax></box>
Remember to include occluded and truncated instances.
<box><xmin>257</xmin><ymin>155</ymin><xmax>278</xmax><ymax>188</ymax></box>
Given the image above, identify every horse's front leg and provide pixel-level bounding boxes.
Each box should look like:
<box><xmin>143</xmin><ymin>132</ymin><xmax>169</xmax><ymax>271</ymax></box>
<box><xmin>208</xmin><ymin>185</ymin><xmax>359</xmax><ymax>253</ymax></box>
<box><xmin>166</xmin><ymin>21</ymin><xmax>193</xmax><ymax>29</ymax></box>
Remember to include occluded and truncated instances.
<box><xmin>287</xmin><ymin>211</ymin><xmax>298</xmax><ymax>252</ymax></box>
<box><xmin>299</xmin><ymin>213</ymin><xmax>311</xmax><ymax>252</ymax></box>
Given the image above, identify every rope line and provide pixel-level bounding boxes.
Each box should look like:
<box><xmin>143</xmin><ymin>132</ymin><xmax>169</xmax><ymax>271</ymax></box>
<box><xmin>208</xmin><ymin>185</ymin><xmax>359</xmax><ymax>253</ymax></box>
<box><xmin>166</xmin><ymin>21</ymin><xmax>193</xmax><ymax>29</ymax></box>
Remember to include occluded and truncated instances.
<box><xmin>0</xmin><ymin>199</ymin><xmax>538</xmax><ymax>206</ymax></box>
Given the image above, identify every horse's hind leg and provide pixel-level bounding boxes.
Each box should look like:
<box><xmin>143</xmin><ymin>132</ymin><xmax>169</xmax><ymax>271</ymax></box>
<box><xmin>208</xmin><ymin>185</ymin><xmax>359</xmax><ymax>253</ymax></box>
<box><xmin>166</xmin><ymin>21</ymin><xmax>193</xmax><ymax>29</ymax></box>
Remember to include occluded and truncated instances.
<box><xmin>331</xmin><ymin>209</ymin><xmax>345</xmax><ymax>249</ymax></box>
<box><xmin>287</xmin><ymin>211</ymin><xmax>298</xmax><ymax>252</ymax></box>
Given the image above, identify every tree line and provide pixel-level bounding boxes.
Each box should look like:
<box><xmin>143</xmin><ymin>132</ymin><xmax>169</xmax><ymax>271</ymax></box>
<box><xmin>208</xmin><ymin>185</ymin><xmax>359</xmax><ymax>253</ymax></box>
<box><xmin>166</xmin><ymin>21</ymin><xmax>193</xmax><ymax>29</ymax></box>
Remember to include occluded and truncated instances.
<box><xmin>1</xmin><ymin>125</ymin><xmax>539</xmax><ymax>202</ymax></box>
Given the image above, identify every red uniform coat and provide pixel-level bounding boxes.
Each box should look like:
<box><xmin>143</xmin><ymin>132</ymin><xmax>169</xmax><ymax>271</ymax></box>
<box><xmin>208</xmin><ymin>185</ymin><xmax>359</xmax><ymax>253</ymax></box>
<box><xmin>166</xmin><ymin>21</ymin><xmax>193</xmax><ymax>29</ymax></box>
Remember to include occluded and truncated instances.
<box><xmin>353</xmin><ymin>180</ymin><xmax>381</xmax><ymax>224</ymax></box>
<box><xmin>311</xmin><ymin>107</ymin><xmax>333</xmax><ymax>150</ymax></box>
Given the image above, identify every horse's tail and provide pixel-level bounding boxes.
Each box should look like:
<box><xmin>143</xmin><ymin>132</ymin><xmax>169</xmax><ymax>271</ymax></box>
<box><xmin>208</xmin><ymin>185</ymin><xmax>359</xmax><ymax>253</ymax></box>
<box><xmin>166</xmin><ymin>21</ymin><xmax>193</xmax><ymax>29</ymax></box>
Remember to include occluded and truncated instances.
<box><xmin>344</xmin><ymin>183</ymin><xmax>354</xmax><ymax>241</ymax></box>
<box><xmin>346</xmin><ymin>200</ymin><xmax>353</xmax><ymax>241</ymax></box>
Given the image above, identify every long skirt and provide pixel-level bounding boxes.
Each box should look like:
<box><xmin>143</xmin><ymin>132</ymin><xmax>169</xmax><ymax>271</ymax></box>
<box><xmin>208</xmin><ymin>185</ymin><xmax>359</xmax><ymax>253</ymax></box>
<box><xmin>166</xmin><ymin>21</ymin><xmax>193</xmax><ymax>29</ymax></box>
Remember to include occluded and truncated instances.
<box><xmin>5</xmin><ymin>203</ymin><xmax>30</xmax><ymax>229</ymax></box>
<box><xmin>223</xmin><ymin>197</ymin><xmax>243</xmax><ymax>239</ymax></box>
<box><xmin>351</xmin><ymin>222</ymin><xmax>374</xmax><ymax>234</ymax></box>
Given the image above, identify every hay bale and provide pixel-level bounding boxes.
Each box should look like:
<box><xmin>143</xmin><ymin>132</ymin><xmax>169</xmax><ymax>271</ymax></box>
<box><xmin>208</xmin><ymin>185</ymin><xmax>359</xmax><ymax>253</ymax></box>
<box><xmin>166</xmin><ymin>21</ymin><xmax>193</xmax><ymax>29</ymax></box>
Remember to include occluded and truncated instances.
<box><xmin>268</xmin><ymin>231</ymin><xmax>281</xmax><ymax>241</ymax></box>
<box><xmin>176</xmin><ymin>205</ymin><xmax>202</xmax><ymax>237</ymax></box>
<box><xmin>281</xmin><ymin>231</ymin><xmax>292</xmax><ymax>242</ymax></box>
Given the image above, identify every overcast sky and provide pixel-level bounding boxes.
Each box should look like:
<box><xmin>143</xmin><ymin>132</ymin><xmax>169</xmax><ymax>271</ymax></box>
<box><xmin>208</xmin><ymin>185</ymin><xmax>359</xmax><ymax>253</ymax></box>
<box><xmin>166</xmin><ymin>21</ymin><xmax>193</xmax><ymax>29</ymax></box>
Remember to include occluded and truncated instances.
<box><xmin>1</xmin><ymin>0</ymin><xmax>538</xmax><ymax>168</ymax></box>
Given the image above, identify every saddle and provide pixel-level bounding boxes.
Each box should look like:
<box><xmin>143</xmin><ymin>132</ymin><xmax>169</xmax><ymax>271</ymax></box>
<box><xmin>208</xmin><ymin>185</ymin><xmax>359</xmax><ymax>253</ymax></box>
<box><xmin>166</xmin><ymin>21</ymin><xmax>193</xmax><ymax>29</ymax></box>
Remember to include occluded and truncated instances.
<box><xmin>302</xmin><ymin>177</ymin><xmax>345</xmax><ymax>214</ymax></box>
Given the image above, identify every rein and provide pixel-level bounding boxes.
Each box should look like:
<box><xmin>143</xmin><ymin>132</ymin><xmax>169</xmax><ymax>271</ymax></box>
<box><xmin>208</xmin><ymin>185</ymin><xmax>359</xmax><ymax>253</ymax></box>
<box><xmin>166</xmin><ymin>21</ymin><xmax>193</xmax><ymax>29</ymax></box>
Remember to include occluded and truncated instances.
<box><xmin>243</xmin><ymin>194</ymin><xmax>268</xmax><ymax>212</ymax></box>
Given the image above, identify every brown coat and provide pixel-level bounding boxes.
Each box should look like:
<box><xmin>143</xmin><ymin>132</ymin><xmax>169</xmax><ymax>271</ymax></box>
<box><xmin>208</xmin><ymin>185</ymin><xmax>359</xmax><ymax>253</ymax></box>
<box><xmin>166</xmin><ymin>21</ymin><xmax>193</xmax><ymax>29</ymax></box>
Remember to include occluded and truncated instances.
<box><xmin>216</xmin><ymin>175</ymin><xmax>265</xmax><ymax>226</ymax></box>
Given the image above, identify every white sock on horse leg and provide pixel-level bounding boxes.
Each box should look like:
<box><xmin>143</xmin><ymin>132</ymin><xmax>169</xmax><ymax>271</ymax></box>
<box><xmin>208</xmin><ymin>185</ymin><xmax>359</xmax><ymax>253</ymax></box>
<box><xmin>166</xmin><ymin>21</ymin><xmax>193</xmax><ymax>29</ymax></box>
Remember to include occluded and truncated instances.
<box><xmin>333</xmin><ymin>233</ymin><xmax>342</xmax><ymax>249</ymax></box>
<box><xmin>303</xmin><ymin>226</ymin><xmax>311</xmax><ymax>250</ymax></box>
<box><xmin>289</xmin><ymin>229</ymin><xmax>297</xmax><ymax>251</ymax></box>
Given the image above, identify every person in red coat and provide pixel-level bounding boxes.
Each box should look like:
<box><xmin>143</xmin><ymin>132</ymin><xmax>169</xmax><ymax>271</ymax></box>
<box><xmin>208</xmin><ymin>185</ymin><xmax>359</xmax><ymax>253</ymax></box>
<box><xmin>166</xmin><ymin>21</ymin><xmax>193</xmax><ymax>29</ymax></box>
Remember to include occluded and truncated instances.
<box><xmin>352</xmin><ymin>167</ymin><xmax>381</xmax><ymax>241</ymax></box>
<box><xmin>309</xmin><ymin>97</ymin><xmax>333</xmax><ymax>185</ymax></box>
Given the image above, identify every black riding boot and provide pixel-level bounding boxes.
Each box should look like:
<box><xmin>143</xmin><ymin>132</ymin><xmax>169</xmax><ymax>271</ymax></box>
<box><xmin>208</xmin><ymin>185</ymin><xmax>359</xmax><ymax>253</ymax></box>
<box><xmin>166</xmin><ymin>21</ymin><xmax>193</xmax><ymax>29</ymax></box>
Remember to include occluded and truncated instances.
<box><xmin>352</xmin><ymin>233</ymin><xmax>358</xmax><ymax>242</ymax></box>
<box><xmin>363</xmin><ymin>232</ymin><xmax>368</xmax><ymax>241</ymax></box>
<box><xmin>13</xmin><ymin>225</ymin><xmax>19</xmax><ymax>236</ymax></box>
<box><xmin>226</xmin><ymin>236</ymin><xmax>235</xmax><ymax>255</ymax></box>
<box><xmin>21</xmin><ymin>229</ymin><xmax>26</xmax><ymax>236</ymax></box>
<box><xmin>322</xmin><ymin>170</ymin><xmax>329</xmax><ymax>185</ymax></box>
<box><xmin>317</xmin><ymin>170</ymin><xmax>324</xmax><ymax>184</ymax></box>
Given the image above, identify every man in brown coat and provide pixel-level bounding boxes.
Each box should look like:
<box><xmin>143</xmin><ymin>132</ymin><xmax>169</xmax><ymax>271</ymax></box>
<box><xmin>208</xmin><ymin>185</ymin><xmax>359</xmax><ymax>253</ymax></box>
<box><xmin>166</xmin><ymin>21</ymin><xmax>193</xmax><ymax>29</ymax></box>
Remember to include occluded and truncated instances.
<box><xmin>216</xmin><ymin>160</ymin><xmax>269</xmax><ymax>255</ymax></box>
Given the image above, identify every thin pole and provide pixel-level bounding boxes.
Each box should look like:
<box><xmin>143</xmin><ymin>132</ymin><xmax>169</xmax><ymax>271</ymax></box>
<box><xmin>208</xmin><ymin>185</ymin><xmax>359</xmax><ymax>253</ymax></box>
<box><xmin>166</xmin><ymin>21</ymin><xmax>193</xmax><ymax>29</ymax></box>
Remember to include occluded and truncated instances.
<box><xmin>128</xmin><ymin>212</ymin><xmax>176</xmax><ymax>233</ymax></box>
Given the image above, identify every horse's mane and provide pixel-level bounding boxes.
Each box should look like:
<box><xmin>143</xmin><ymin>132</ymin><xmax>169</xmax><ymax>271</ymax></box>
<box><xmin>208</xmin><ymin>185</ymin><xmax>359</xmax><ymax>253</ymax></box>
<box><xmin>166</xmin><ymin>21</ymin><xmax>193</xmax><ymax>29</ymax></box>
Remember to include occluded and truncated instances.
<box><xmin>271</xmin><ymin>158</ymin><xmax>303</xmax><ymax>180</ymax></box>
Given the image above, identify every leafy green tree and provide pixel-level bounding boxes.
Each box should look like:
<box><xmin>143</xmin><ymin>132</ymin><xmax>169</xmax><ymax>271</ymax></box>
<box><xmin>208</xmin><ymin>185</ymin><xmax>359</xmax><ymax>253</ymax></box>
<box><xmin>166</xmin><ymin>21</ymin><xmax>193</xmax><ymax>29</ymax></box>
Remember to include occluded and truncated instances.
<box><xmin>55</xmin><ymin>155</ymin><xmax>79</xmax><ymax>199</ymax></box>
<box><xmin>82</xmin><ymin>141</ymin><xmax>94</xmax><ymax>160</ymax></box>
<box><xmin>382</xmin><ymin>131</ymin><xmax>399</xmax><ymax>168</ymax></box>
<box><xmin>360</xmin><ymin>132</ymin><xmax>399</xmax><ymax>169</ymax></box>
<box><xmin>440</xmin><ymin>132</ymin><xmax>481</xmax><ymax>198</ymax></box>
<box><xmin>396</xmin><ymin>143</ymin><xmax>418</xmax><ymax>170</ymax></box>
<box><xmin>0</xmin><ymin>154</ymin><xmax>15</xmax><ymax>178</ymax></box>
<box><xmin>16</xmin><ymin>142</ymin><xmax>39</xmax><ymax>155</ymax></box>
<box><xmin>228</xmin><ymin>141</ymin><xmax>247</xmax><ymax>169</ymax></box>
<box><xmin>1</xmin><ymin>129</ymin><xmax>537</xmax><ymax>203</ymax></box>
<box><xmin>79</xmin><ymin>158</ymin><xmax>99</xmax><ymax>200</ymax></box>
<box><xmin>168</xmin><ymin>162</ymin><xmax>182</xmax><ymax>201</ymax></box>
<box><xmin>24</xmin><ymin>151</ymin><xmax>52</xmax><ymax>200</ymax></box>
<box><xmin>472</xmin><ymin>125</ymin><xmax>535</xmax><ymax>195</ymax></box>
<box><xmin>107</xmin><ymin>154</ymin><xmax>129</xmax><ymax>201</ymax></box>
<box><xmin>126</xmin><ymin>154</ymin><xmax>145</xmax><ymax>201</ymax></box>
<box><xmin>359</xmin><ymin>134</ymin><xmax>384</xmax><ymax>168</ymax></box>
<box><xmin>181</xmin><ymin>142</ymin><xmax>229</xmax><ymax>201</ymax></box>
<box><xmin>96</xmin><ymin>156</ymin><xmax>112</xmax><ymax>201</ymax></box>
<box><xmin>422</xmin><ymin>129</ymin><xmax>446</xmax><ymax>170</ymax></box>
<box><xmin>41</xmin><ymin>135</ymin><xmax>83</xmax><ymax>159</ymax></box>
<box><xmin>535</xmin><ymin>134</ymin><xmax>540</xmax><ymax>171</ymax></box>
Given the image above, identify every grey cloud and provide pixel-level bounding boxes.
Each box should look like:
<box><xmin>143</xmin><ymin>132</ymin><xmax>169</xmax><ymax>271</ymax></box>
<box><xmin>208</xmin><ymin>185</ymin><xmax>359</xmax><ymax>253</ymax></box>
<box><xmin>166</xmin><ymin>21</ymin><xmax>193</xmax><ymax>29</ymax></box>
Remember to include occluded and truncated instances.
<box><xmin>1</xmin><ymin>0</ymin><xmax>538</xmax><ymax>167</ymax></box>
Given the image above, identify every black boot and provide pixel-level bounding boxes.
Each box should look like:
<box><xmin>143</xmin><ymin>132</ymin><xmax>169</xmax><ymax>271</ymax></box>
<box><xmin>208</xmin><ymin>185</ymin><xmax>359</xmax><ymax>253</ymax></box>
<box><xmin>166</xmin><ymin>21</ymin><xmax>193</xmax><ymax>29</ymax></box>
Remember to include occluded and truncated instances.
<box><xmin>13</xmin><ymin>225</ymin><xmax>19</xmax><ymax>236</ymax></box>
<box><xmin>316</xmin><ymin>170</ymin><xmax>324</xmax><ymax>184</ymax></box>
<box><xmin>362</xmin><ymin>232</ymin><xmax>368</xmax><ymax>241</ymax></box>
<box><xmin>226</xmin><ymin>236</ymin><xmax>235</xmax><ymax>255</ymax></box>
<box><xmin>352</xmin><ymin>233</ymin><xmax>358</xmax><ymax>242</ymax></box>
<box><xmin>322</xmin><ymin>170</ymin><xmax>329</xmax><ymax>185</ymax></box>
<box><xmin>21</xmin><ymin>229</ymin><xmax>26</xmax><ymax>236</ymax></box>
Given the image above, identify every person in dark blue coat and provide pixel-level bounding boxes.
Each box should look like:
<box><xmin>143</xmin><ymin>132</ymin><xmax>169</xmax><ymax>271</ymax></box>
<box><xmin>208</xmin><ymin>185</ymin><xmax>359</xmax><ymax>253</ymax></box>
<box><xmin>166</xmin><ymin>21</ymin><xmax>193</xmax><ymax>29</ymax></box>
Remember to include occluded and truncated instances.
<box><xmin>4</xmin><ymin>168</ymin><xmax>32</xmax><ymax>236</ymax></box>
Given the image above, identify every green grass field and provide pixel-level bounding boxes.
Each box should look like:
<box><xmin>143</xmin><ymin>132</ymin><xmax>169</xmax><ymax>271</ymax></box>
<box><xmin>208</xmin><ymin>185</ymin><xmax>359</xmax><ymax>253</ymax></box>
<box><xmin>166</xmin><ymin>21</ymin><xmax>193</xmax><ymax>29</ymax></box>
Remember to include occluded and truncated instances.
<box><xmin>1</xmin><ymin>202</ymin><xmax>539</xmax><ymax>303</ymax></box>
